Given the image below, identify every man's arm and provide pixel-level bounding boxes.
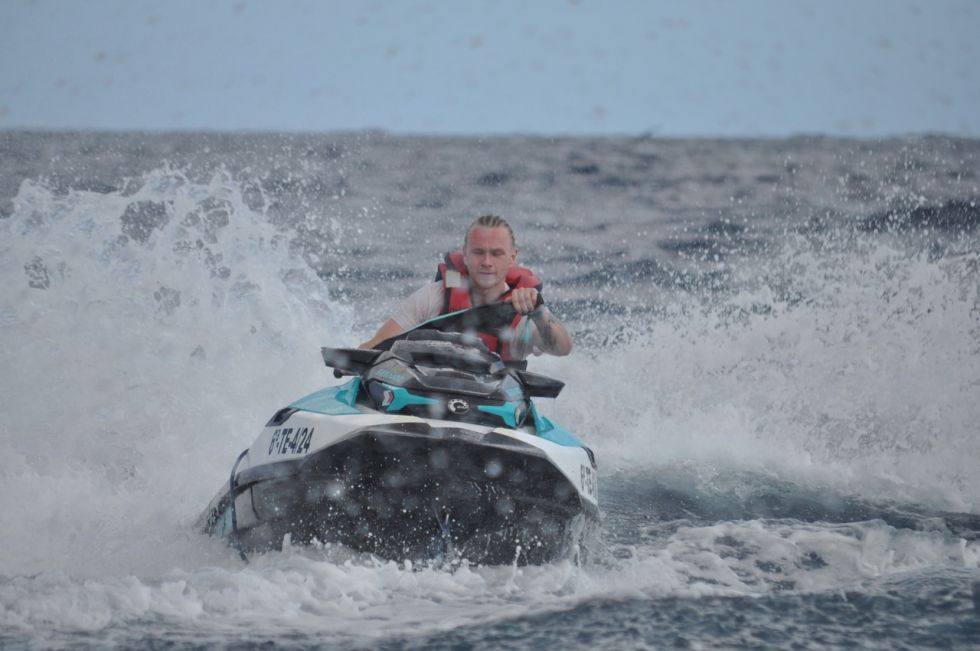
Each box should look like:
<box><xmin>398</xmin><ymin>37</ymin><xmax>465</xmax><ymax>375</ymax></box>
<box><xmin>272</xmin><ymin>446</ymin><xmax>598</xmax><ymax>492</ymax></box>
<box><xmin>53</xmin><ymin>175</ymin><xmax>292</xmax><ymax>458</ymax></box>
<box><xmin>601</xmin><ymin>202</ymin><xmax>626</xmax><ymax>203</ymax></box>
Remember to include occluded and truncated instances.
<box><xmin>359</xmin><ymin>319</ymin><xmax>404</xmax><ymax>349</ymax></box>
<box><xmin>359</xmin><ymin>282</ymin><xmax>444</xmax><ymax>349</ymax></box>
<box><xmin>507</xmin><ymin>287</ymin><xmax>573</xmax><ymax>357</ymax></box>
<box><xmin>529</xmin><ymin>307</ymin><xmax>573</xmax><ymax>356</ymax></box>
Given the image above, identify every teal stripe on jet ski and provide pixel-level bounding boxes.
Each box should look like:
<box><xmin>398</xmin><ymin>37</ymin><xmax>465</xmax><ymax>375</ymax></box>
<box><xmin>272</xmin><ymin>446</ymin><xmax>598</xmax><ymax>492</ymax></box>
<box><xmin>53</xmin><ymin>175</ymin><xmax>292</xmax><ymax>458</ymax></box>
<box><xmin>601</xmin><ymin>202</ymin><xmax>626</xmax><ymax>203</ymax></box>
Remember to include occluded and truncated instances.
<box><xmin>290</xmin><ymin>379</ymin><xmax>361</xmax><ymax>415</ymax></box>
<box><xmin>477</xmin><ymin>401</ymin><xmax>521</xmax><ymax>428</ymax></box>
<box><xmin>529</xmin><ymin>401</ymin><xmax>584</xmax><ymax>447</ymax></box>
<box><xmin>537</xmin><ymin>418</ymin><xmax>584</xmax><ymax>447</ymax></box>
<box><xmin>529</xmin><ymin>400</ymin><xmax>551</xmax><ymax>433</ymax></box>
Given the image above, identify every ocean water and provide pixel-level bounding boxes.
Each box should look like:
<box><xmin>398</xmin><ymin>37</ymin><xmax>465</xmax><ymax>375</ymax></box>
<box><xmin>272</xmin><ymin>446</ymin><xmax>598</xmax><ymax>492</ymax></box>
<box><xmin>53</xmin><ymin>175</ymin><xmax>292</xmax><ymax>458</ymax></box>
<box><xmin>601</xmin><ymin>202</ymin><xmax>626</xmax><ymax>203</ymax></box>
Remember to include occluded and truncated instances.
<box><xmin>0</xmin><ymin>131</ymin><xmax>978</xmax><ymax>649</ymax></box>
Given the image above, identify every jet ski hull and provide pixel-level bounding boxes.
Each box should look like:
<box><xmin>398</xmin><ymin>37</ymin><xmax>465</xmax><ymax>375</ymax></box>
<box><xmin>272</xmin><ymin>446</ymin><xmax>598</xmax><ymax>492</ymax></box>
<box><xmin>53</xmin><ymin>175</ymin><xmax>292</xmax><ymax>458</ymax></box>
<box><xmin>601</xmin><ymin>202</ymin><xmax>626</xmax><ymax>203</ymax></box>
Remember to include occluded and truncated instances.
<box><xmin>201</xmin><ymin>323</ymin><xmax>599</xmax><ymax>565</ymax></box>
<box><xmin>200</xmin><ymin>416</ymin><xmax>598</xmax><ymax>565</ymax></box>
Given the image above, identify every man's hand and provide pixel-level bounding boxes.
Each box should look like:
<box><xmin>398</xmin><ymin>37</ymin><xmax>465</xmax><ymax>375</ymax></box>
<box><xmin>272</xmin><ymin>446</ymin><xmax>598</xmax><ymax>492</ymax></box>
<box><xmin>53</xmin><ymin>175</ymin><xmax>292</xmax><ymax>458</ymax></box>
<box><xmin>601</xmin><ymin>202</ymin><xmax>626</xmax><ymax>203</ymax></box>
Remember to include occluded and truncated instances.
<box><xmin>505</xmin><ymin>287</ymin><xmax>539</xmax><ymax>314</ymax></box>
<box><xmin>505</xmin><ymin>286</ymin><xmax>572</xmax><ymax>357</ymax></box>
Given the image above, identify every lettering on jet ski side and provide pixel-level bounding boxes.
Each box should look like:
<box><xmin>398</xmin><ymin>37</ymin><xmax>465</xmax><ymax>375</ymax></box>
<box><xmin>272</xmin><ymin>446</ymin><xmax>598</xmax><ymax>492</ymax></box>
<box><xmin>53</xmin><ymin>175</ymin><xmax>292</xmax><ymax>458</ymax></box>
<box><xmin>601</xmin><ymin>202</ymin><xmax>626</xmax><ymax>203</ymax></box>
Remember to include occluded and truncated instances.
<box><xmin>268</xmin><ymin>427</ymin><xmax>314</xmax><ymax>456</ymax></box>
<box><xmin>580</xmin><ymin>464</ymin><xmax>597</xmax><ymax>500</ymax></box>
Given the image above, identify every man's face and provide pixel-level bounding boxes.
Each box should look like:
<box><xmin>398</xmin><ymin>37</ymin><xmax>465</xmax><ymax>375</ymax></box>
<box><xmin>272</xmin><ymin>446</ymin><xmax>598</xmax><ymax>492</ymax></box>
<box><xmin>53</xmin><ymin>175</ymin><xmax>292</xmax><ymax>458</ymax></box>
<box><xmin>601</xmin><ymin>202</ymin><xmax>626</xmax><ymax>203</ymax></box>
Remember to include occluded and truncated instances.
<box><xmin>462</xmin><ymin>226</ymin><xmax>517</xmax><ymax>292</ymax></box>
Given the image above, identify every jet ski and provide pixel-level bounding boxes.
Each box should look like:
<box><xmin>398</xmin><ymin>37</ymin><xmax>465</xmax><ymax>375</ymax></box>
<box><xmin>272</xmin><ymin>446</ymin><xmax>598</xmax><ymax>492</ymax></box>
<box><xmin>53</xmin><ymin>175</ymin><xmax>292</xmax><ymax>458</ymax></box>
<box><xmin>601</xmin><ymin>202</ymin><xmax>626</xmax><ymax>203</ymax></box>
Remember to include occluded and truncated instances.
<box><xmin>197</xmin><ymin>303</ymin><xmax>599</xmax><ymax>565</ymax></box>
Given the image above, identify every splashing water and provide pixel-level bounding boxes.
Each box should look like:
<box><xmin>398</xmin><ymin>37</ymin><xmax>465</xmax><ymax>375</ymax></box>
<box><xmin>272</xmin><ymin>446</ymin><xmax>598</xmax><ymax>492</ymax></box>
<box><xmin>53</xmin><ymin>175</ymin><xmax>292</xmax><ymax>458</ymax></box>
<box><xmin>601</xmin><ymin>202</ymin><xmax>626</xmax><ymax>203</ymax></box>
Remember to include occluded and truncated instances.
<box><xmin>0</xmin><ymin>167</ymin><xmax>352</xmax><ymax>578</ymax></box>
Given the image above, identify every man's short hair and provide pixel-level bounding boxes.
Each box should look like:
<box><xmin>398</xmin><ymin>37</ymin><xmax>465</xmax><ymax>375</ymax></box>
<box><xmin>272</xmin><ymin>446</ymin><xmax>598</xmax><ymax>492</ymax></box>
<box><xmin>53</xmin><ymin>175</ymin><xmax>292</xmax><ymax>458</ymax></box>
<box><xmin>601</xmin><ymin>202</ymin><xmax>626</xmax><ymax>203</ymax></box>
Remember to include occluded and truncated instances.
<box><xmin>465</xmin><ymin>214</ymin><xmax>516</xmax><ymax>248</ymax></box>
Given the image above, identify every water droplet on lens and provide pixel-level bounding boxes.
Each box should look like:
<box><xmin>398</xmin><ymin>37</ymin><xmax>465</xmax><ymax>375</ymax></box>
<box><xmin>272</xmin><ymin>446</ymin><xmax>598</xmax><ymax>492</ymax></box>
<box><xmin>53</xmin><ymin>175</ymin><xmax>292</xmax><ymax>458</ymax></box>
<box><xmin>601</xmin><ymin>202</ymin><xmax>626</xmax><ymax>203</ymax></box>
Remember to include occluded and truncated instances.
<box><xmin>485</xmin><ymin>458</ymin><xmax>504</xmax><ymax>478</ymax></box>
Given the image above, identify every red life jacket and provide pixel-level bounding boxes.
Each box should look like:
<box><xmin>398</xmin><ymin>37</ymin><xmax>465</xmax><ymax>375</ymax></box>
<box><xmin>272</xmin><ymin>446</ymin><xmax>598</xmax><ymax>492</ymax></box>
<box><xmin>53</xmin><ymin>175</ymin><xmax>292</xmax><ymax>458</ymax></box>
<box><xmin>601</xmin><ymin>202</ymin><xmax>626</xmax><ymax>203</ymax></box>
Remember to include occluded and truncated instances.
<box><xmin>434</xmin><ymin>251</ymin><xmax>542</xmax><ymax>360</ymax></box>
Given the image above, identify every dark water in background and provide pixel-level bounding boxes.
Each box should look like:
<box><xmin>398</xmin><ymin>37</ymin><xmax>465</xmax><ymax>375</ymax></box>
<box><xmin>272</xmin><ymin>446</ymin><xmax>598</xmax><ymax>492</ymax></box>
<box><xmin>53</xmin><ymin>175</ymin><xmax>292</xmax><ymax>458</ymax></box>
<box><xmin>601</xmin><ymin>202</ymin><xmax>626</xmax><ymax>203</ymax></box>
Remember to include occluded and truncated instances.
<box><xmin>1</xmin><ymin>131</ymin><xmax>979</xmax><ymax>649</ymax></box>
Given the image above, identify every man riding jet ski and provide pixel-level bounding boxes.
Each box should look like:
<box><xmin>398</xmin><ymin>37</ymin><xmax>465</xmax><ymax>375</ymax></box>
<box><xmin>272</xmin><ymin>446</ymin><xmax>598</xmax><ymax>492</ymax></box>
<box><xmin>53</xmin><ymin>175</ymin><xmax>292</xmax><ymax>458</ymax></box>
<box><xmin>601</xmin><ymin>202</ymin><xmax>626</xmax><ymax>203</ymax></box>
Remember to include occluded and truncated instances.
<box><xmin>198</xmin><ymin>217</ymin><xmax>595</xmax><ymax>564</ymax></box>
<box><xmin>197</xmin><ymin>308</ymin><xmax>597</xmax><ymax>564</ymax></box>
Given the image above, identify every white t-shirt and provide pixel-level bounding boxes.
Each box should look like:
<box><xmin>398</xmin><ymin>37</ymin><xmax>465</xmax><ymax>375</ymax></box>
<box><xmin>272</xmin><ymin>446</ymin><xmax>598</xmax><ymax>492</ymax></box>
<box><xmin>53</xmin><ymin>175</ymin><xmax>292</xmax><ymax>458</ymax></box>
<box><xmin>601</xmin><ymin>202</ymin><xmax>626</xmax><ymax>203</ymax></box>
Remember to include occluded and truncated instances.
<box><xmin>391</xmin><ymin>282</ymin><xmax>446</xmax><ymax>330</ymax></box>
<box><xmin>391</xmin><ymin>281</ymin><xmax>541</xmax><ymax>358</ymax></box>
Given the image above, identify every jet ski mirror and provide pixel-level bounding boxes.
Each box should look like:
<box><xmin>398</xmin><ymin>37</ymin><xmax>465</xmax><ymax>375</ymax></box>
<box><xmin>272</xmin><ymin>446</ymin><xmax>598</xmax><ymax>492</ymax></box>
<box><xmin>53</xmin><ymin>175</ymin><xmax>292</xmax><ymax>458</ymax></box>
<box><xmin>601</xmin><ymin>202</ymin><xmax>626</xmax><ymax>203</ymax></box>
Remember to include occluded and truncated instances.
<box><xmin>516</xmin><ymin>370</ymin><xmax>564</xmax><ymax>398</ymax></box>
<box><xmin>321</xmin><ymin>347</ymin><xmax>383</xmax><ymax>377</ymax></box>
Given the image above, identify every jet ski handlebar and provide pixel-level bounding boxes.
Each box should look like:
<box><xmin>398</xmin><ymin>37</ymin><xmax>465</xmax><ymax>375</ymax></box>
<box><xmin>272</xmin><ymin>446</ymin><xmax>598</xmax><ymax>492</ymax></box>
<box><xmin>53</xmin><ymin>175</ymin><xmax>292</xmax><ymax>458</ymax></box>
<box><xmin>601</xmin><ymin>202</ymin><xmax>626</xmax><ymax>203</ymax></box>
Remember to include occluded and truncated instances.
<box><xmin>321</xmin><ymin>300</ymin><xmax>564</xmax><ymax>398</ymax></box>
<box><xmin>376</xmin><ymin>298</ymin><xmax>544</xmax><ymax>352</ymax></box>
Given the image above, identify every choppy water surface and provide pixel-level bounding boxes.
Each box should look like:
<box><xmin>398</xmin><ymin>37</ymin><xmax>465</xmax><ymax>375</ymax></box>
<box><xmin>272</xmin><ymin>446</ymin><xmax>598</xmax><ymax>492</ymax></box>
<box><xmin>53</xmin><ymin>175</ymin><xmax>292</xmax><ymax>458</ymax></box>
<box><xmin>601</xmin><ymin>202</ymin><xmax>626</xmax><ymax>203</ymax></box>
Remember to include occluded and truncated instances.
<box><xmin>1</xmin><ymin>131</ymin><xmax>979</xmax><ymax>649</ymax></box>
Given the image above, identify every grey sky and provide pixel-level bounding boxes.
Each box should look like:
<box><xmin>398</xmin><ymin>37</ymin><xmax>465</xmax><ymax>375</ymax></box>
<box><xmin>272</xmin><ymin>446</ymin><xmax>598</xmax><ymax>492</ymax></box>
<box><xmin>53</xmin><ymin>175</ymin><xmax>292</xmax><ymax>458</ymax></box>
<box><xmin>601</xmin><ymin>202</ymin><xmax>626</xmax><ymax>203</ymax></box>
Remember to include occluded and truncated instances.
<box><xmin>1</xmin><ymin>0</ymin><xmax>977</xmax><ymax>136</ymax></box>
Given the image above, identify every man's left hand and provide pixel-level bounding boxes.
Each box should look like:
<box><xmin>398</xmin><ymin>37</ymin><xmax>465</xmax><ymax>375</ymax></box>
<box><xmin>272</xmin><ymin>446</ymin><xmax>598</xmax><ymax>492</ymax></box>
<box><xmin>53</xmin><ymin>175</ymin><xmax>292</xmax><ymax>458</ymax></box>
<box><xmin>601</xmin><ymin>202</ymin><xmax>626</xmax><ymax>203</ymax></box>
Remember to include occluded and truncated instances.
<box><xmin>505</xmin><ymin>287</ymin><xmax>539</xmax><ymax>314</ymax></box>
